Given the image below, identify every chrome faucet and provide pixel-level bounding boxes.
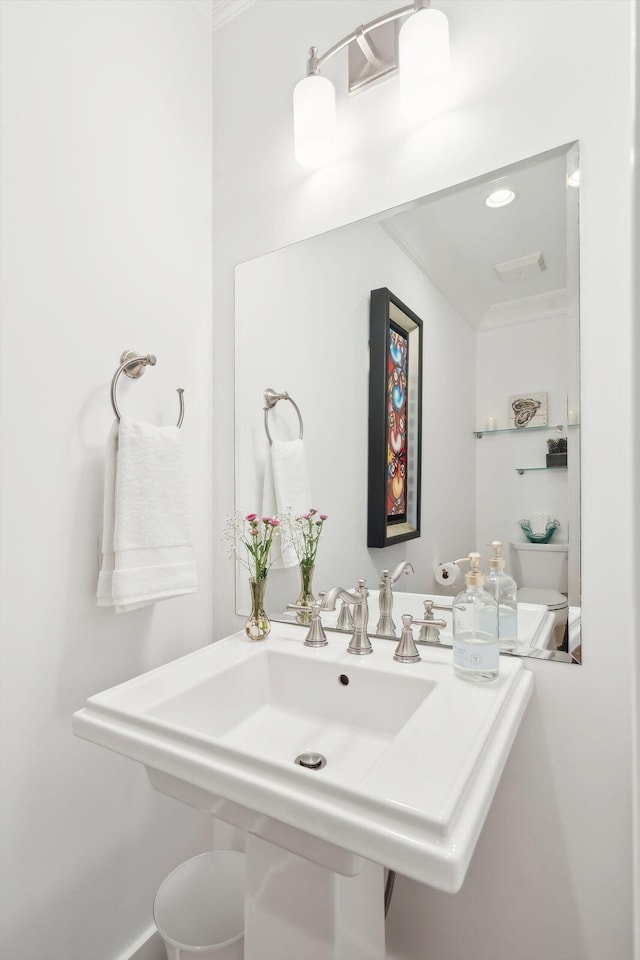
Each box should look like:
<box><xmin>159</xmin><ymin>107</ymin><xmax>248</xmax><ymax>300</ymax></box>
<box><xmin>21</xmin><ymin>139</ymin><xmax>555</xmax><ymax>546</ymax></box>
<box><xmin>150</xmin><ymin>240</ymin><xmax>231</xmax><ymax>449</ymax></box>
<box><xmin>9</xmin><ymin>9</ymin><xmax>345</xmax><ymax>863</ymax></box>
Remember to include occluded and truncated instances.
<box><xmin>394</xmin><ymin>615</ymin><xmax>422</xmax><ymax>663</ymax></box>
<box><xmin>320</xmin><ymin>579</ymin><xmax>372</xmax><ymax>655</ymax></box>
<box><xmin>376</xmin><ymin>561</ymin><xmax>415</xmax><ymax>637</ymax></box>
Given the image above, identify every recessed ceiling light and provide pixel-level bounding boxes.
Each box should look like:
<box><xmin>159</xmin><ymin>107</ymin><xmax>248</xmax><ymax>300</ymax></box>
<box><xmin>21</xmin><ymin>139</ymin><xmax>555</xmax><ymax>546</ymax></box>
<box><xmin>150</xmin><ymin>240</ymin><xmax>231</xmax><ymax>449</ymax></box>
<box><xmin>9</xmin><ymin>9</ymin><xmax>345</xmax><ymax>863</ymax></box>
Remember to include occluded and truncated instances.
<box><xmin>567</xmin><ymin>169</ymin><xmax>580</xmax><ymax>188</ymax></box>
<box><xmin>485</xmin><ymin>188</ymin><xmax>516</xmax><ymax>208</ymax></box>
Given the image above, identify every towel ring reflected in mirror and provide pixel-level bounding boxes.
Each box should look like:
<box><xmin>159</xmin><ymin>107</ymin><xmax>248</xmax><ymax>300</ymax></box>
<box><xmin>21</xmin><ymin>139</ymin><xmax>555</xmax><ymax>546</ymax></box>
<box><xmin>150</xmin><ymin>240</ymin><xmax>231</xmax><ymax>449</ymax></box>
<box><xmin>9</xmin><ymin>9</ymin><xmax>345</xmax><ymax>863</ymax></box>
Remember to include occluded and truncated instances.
<box><xmin>110</xmin><ymin>351</ymin><xmax>185</xmax><ymax>428</ymax></box>
<box><xmin>263</xmin><ymin>388</ymin><xmax>304</xmax><ymax>445</ymax></box>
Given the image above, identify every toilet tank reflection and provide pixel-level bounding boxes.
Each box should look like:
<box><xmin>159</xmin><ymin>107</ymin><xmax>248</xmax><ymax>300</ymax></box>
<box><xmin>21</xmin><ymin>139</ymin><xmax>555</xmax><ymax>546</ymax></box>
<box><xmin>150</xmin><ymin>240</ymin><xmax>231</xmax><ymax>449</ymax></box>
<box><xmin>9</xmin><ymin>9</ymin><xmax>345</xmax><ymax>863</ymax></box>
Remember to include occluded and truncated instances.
<box><xmin>509</xmin><ymin>540</ymin><xmax>568</xmax><ymax>593</ymax></box>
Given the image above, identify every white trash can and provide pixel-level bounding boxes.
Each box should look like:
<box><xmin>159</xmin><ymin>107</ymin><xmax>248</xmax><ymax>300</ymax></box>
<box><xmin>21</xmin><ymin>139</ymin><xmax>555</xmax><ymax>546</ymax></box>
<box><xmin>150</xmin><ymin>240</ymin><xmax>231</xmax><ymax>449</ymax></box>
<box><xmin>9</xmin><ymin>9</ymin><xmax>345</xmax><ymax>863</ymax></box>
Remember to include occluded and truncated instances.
<box><xmin>154</xmin><ymin>851</ymin><xmax>245</xmax><ymax>960</ymax></box>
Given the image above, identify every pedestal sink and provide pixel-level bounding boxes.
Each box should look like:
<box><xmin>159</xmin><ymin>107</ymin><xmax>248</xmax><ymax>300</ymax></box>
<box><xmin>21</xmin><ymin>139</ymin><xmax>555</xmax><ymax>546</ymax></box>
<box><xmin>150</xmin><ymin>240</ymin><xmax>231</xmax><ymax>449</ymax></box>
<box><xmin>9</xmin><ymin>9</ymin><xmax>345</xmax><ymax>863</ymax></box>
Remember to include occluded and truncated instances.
<box><xmin>73</xmin><ymin>624</ymin><xmax>533</xmax><ymax>959</ymax></box>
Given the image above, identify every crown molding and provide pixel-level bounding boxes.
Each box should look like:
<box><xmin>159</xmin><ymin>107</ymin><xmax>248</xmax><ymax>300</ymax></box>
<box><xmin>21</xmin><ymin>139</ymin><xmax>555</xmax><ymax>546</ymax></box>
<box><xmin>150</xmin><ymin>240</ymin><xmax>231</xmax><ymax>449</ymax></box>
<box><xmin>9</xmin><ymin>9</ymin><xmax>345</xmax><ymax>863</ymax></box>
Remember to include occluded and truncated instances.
<box><xmin>381</xmin><ymin>220</ymin><xmax>568</xmax><ymax>333</ymax></box>
<box><xmin>187</xmin><ymin>0</ymin><xmax>214</xmax><ymax>23</ymax></box>
<box><xmin>380</xmin><ymin>219</ymin><xmax>478</xmax><ymax>329</ymax></box>
<box><xmin>210</xmin><ymin>0</ymin><xmax>256</xmax><ymax>30</ymax></box>
<box><xmin>479</xmin><ymin>289</ymin><xmax>568</xmax><ymax>331</ymax></box>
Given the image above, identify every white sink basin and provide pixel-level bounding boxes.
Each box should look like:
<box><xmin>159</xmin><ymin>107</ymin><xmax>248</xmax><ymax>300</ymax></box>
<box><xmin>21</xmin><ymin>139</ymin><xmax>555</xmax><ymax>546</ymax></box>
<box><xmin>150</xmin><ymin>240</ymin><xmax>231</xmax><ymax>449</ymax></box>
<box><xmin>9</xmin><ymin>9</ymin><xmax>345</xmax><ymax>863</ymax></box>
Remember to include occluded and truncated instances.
<box><xmin>73</xmin><ymin>625</ymin><xmax>532</xmax><ymax>893</ymax></box>
<box><xmin>149</xmin><ymin>649</ymin><xmax>436</xmax><ymax>786</ymax></box>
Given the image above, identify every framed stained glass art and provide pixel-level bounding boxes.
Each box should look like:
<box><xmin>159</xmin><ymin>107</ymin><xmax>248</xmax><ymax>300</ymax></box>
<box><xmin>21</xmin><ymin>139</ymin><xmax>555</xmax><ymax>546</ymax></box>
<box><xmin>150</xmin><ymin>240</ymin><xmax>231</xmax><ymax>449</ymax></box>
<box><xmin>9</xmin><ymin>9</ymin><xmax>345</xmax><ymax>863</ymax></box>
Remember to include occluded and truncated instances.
<box><xmin>367</xmin><ymin>287</ymin><xmax>423</xmax><ymax>548</ymax></box>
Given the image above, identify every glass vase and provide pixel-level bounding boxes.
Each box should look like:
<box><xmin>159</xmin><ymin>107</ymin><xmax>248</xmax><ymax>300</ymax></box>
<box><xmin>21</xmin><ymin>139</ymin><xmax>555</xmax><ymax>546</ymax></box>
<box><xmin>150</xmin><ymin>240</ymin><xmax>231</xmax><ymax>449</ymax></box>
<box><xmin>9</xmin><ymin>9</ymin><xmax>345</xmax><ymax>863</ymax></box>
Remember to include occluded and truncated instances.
<box><xmin>295</xmin><ymin>562</ymin><xmax>316</xmax><ymax>626</ymax></box>
<box><xmin>246</xmin><ymin>577</ymin><xmax>270</xmax><ymax>641</ymax></box>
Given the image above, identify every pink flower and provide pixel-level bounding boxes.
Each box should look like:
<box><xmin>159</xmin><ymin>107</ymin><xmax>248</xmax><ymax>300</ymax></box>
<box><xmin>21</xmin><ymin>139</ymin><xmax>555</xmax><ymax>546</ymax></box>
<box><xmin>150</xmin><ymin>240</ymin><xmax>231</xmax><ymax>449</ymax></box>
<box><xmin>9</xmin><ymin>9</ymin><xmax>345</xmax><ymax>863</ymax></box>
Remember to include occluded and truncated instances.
<box><xmin>250</xmin><ymin>528</ymin><xmax>259</xmax><ymax>537</ymax></box>
<box><xmin>245</xmin><ymin>513</ymin><xmax>257</xmax><ymax>522</ymax></box>
<box><xmin>320</xmin><ymin>514</ymin><xmax>328</xmax><ymax>521</ymax></box>
<box><xmin>309</xmin><ymin>508</ymin><xmax>317</xmax><ymax>515</ymax></box>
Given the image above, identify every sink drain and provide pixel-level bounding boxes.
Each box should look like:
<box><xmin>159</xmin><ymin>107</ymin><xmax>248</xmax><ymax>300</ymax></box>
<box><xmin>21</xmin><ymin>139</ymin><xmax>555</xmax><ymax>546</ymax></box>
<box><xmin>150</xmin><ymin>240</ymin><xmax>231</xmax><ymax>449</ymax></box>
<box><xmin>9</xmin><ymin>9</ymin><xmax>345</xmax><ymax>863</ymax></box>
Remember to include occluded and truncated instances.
<box><xmin>294</xmin><ymin>752</ymin><xmax>327</xmax><ymax>770</ymax></box>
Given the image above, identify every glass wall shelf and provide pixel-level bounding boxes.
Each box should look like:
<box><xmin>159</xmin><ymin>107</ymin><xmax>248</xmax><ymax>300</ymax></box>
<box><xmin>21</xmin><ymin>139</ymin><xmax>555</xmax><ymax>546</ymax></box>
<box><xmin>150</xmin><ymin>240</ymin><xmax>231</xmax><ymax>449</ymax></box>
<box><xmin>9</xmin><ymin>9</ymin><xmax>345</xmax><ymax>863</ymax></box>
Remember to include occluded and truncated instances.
<box><xmin>515</xmin><ymin>466</ymin><xmax>568</xmax><ymax>475</ymax></box>
<box><xmin>474</xmin><ymin>423</ymin><xmax>564</xmax><ymax>438</ymax></box>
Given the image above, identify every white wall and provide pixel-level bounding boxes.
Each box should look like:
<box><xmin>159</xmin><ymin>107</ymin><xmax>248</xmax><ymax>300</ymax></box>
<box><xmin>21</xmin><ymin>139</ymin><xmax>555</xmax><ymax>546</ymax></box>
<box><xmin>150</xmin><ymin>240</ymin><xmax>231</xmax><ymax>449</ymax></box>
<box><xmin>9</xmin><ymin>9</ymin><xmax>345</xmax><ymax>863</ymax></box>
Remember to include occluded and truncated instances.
<box><xmin>632</xmin><ymin>6</ymin><xmax>640</xmax><ymax>958</ymax></box>
<box><xmin>0</xmin><ymin>2</ymin><xmax>214</xmax><ymax>958</ymax></box>
<box><xmin>213</xmin><ymin>2</ymin><xmax>637</xmax><ymax>958</ymax></box>
<box><xmin>235</xmin><ymin>217</ymin><xmax>475</xmax><ymax>616</ymax></box>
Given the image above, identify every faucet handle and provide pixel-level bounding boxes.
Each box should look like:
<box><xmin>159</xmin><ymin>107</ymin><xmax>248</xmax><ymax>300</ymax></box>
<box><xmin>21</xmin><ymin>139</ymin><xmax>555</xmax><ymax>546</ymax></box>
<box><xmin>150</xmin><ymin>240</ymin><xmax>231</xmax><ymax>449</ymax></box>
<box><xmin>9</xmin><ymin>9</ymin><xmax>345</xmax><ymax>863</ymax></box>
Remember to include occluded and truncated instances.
<box><xmin>336</xmin><ymin>599</ymin><xmax>354</xmax><ymax>630</ymax></box>
<box><xmin>286</xmin><ymin>603</ymin><xmax>329</xmax><ymax>647</ymax></box>
<box><xmin>414</xmin><ymin>605</ymin><xmax>448</xmax><ymax>645</ymax></box>
<box><xmin>393</xmin><ymin>614</ymin><xmax>421</xmax><ymax>663</ymax></box>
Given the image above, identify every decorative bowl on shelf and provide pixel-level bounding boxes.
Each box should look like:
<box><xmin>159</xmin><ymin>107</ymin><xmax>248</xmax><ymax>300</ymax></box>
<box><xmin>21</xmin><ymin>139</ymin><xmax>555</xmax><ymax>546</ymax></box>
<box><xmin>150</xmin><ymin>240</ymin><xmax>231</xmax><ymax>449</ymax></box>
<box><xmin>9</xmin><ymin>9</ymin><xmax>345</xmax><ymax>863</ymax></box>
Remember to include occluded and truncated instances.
<box><xmin>519</xmin><ymin>518</ymin><xmax>560</xmax><ymax>544</ymax></box>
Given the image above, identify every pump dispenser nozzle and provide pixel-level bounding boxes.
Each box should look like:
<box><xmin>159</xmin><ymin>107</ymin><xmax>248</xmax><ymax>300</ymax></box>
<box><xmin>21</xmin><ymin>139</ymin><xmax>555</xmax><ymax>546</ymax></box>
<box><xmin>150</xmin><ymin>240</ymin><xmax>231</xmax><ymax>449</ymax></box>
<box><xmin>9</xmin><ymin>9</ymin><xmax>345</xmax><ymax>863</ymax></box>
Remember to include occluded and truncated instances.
<box><xmin>488</xmin><ymin>541</ymin><xmax>506</xmax><ymax>570</ymax></box>
<box><xmin>464</xmin><ymin>552</ymin><xmax>486</xmax><ymax>586</ymax></box>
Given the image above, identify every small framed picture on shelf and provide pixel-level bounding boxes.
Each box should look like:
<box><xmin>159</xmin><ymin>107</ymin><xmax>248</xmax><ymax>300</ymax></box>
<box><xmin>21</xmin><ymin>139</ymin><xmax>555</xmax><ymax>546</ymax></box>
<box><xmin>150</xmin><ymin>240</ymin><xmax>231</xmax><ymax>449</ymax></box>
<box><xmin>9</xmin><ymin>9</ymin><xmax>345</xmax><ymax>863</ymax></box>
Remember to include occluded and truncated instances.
<box><xmin>509</xmin><ymin>391</ymin><xmax>548</xmax><ymax>428</ymax></box>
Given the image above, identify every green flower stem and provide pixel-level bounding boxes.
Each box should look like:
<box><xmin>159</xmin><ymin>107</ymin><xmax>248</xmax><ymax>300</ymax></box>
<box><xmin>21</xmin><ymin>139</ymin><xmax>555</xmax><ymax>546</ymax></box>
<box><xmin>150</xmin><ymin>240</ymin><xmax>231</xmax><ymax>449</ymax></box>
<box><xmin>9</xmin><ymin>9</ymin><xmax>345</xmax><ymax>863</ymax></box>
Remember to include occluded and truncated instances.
<box><xmin>243</xmin><ymin>523</ymin><xmax>276</xmax><ymax>579</ymax></box>
<box><xmin>223</xmin><ymin>514</ymin><xmax>280</xmax><ymax>580</ymax></box>
<box><xmin>297</xmin><ymin>514</ymin><xmax>325</xmax><ymax>566</ymax></box>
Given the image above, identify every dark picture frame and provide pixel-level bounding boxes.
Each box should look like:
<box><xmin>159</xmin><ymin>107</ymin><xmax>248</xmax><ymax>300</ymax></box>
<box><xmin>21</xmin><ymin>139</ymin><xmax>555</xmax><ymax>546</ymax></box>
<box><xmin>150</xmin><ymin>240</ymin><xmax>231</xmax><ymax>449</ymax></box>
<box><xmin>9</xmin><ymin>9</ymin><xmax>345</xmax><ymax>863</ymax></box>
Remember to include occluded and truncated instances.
<box><xmin>368</xmin><ymin>288</ymin><xmax>423</xmax><ymax>548</ymax></box>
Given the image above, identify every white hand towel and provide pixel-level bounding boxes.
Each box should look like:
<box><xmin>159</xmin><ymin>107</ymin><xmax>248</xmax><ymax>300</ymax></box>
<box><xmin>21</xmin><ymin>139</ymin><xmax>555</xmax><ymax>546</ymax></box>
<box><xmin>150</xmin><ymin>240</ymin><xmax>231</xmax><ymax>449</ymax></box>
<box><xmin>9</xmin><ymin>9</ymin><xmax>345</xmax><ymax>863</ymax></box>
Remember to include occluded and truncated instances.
<box><xmin>97</xmin><ymin>416</ymin><xmax>197</xmax><ymax>613</ymax></box>
<box><xmin>262</xmin><ymin>438</ymin><xmax>312</xmax><ymax>568</ymax></box>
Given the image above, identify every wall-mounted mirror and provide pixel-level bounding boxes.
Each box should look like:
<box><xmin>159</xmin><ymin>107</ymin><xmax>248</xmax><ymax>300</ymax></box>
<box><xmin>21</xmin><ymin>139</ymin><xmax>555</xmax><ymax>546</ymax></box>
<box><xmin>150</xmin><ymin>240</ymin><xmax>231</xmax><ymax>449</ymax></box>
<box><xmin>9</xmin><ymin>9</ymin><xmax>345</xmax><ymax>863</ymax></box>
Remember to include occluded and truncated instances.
<box><xmin>235</xmin><ymin>142</ymin><xmax>581</xmax><ymax>663</ymax></box>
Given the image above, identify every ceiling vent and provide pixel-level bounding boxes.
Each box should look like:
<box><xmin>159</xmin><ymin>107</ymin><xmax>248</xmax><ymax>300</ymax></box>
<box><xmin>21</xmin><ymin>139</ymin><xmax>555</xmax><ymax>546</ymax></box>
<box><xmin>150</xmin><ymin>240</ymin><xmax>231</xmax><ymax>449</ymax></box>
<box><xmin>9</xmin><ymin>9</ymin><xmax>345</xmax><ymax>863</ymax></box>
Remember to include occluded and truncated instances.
<box><xmin>494</xmin><ymin>251</ymin><xmax>546</xmax><ymax>284</ymax></box>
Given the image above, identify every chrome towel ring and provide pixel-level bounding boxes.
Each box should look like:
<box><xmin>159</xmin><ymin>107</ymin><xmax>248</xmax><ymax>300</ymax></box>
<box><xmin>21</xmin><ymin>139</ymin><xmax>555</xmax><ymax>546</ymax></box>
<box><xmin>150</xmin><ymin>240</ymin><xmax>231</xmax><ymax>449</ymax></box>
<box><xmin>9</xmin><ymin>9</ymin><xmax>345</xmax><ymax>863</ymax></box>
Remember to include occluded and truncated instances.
<box><xmin>110</xmin><ymin>351</ymin><xmax>185</xmax><ymax>428</ymax></box>
<box><xmin>263</xmin><ymin>388</ymin><xmax>303</xmax><ymax>445</ymax></box>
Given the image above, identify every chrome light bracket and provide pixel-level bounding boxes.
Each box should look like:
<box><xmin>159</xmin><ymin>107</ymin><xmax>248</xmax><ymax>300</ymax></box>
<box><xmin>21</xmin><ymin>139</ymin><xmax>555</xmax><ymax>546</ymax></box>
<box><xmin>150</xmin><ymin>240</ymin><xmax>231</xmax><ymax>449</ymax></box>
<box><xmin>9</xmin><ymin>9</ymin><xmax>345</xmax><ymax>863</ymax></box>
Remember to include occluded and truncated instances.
<box><xmin>308</xmin><ymin>1</ymin><xmax>430</xmax><ymax>95</ymax></box>
<box><xmin>348</xmin><ymin>20</ymin><xmax>399</xmax><ymax>93</ymax></box>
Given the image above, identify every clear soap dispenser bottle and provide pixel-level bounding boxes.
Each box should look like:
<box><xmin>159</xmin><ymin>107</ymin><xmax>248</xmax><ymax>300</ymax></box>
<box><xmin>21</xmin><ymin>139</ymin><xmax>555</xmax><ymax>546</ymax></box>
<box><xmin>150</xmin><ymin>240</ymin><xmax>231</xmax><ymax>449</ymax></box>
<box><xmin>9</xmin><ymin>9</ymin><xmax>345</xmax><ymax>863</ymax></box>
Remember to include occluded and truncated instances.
<box><xmin>452</xmin><ymin>552</ymin><xmax>499</xmax><ymax>683</ymax></box>
<box><xmin>486</xmin><ymin>540</ymin><xmax>518</xmax><ymax>652</ymax></box>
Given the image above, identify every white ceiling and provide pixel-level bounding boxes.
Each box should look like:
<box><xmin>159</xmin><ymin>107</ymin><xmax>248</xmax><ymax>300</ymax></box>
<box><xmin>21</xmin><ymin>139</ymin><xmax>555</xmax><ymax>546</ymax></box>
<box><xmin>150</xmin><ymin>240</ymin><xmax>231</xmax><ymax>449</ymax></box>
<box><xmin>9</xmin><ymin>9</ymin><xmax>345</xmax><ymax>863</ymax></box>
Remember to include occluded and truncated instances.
<box><xmin>381</xmin><ymin>150</ymin><xmax>570</xmax><ymax>330</ymax></box>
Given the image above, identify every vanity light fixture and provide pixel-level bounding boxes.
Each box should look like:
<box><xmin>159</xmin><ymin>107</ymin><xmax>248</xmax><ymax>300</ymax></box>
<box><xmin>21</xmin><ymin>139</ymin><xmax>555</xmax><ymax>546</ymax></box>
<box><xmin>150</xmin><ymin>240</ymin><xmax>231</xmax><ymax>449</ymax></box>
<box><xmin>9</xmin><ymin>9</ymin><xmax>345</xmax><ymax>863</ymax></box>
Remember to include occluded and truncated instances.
<box><xmin>293</xmin><ymin>0</ymin><xmax>450</xmax><ymax>168</ymax></box>
<box><xmin>485</xmin><ymin>188</ymin><xmax>516</xmax><ymax>208</ymax></box>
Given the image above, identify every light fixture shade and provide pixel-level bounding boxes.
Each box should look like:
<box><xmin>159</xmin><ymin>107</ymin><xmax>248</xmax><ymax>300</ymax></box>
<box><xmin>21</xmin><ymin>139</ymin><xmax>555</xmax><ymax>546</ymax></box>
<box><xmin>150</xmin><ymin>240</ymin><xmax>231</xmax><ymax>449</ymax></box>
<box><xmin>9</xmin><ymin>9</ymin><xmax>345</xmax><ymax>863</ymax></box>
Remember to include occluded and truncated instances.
<box><xmin>293</xmin><ymin>74</ymin><xmax>337</xmax><ymax>168</ymax></box>
<box><xmin>399</xmin><ymin>7</ymin><xmax>450</xmax><ymax>119</ymax></box>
